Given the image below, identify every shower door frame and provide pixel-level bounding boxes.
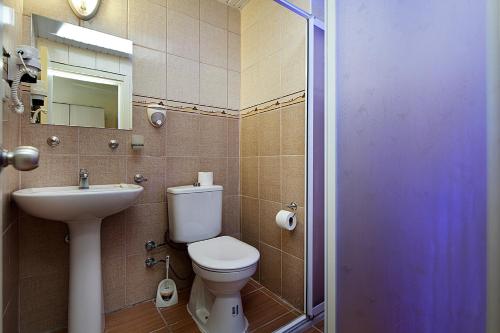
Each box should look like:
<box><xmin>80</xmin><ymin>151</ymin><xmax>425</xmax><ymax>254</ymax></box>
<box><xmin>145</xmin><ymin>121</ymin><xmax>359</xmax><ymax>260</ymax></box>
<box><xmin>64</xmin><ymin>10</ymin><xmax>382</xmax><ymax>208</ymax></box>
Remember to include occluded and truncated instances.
<box><xmin>274</xmin><ymin>0</ymin><xmax>326</xmax><ymax>324</ymax></box>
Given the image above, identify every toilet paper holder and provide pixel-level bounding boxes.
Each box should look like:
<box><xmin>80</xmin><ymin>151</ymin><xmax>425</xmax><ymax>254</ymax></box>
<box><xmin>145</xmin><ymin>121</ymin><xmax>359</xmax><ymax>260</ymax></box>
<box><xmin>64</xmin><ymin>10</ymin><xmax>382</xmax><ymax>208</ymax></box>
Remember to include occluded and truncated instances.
<box><xmin>287</xmin><ymin>202</ymin><xmax>298</xmax><ymax>217</ymax></box>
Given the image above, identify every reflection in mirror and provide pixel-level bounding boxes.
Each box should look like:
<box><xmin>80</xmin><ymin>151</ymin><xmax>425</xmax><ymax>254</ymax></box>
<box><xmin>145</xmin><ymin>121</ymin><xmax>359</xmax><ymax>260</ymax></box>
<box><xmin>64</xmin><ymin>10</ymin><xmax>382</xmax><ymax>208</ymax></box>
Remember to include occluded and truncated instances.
<box><xmin>50</xmin><ymin>76</ymin><xmax>118</xmax><ymax>128</ymax></box>
<box><xmin>31</xmin><ymin>15</ymin><xmax>133</xmax><ymax>129</ymax></box>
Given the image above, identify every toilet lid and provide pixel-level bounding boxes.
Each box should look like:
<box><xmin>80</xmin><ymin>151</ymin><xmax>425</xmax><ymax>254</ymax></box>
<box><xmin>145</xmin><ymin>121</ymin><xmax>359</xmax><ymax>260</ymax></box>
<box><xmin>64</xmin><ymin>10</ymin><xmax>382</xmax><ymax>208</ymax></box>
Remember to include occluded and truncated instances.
<box><xmin>188</xmin><ymin>236</ymin><xmax>260</xmax><ymax>271</ymax></box>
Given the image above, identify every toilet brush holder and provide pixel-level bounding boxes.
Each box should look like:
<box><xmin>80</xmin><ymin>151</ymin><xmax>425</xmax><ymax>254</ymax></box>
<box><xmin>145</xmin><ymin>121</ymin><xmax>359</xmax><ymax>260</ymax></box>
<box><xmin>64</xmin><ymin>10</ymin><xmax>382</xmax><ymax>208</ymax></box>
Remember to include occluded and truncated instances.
<box><xmin>155</xmin><ymin>256</ymin><xmax>178</xmax><ymax>308</ymax></box>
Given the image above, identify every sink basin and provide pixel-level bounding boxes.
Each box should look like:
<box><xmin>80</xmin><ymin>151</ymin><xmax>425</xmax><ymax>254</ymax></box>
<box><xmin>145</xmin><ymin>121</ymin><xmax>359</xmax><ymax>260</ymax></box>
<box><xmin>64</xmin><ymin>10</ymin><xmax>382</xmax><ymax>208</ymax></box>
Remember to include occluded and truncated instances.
<box><xmin>13</xmin><ymin>184</ymin><xmax>143</xmax><ymax>333</ymax></box>
<box><xmin>13</xmin><ymin>184</ymin><xmax>143</xmax><ymax>222</ymax></box>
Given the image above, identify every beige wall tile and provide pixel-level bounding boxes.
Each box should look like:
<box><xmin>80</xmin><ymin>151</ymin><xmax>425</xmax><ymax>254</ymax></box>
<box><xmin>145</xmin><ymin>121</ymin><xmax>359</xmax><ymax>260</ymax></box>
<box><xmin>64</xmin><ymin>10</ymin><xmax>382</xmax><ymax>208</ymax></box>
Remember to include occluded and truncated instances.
<box><xmin>165</xmin><ymin>157</ymin><xmax>200</xmax><ymax>188</ymax></box>
<box><xmin>259</xmin><ymin>156</ymin><xmax>281</xmax><ymax>202</ymax></box>
<box><xmin>21</xmin><ymin>154</ymin><xmax>78</xmax><ymax>188</ymax></box>
<box><xmin>21</xmin><ymin>124</ymin><xmax>78</xmax><ymax>155</ymax></box>
<box><xmin>126</xmin><ymin>252</ymin><xmax>166</xmax><ymax>305</ymax></box>
<box><xmin>133</xmin><ymin>46</ymin><xmax>167</xmax><ymax>99</ymax></box>
<box><xmin>130</xmin><ymin>106</ymin><xmax>167</xmax><ymax>157</ymax></box>
<box><xmin>228</xmin><ymin>7</ymin><xmax>241</xmax><ymax>34</ymax></box>
<box><xmin>282</xmin><ymin>205</ymin><xmax>304</xmax><ymax>260</ymax></box>
<box><xmin>19</xmin><ymin>214</ymin><xmax>69</xmax><ymax>279</ymax></box>
<box><xmin>228</xmin><ymin>70</ymin><xmax>241</xmax><ymax>110</ymax></box>
<box><xmin>78</xmin><ymin>127</ymin><xmax>130</xmax><ymax>156</ymax></box>
<box><xmin>150</xmin><ymin>0</ymin><xmax>167</xmax><ymax>7</ymax></box>
<box><xmin>79</xmin><ymin>155</ymin><xmax>127</xmax><ymax>185</ymax></box>
<box><xmin>127</xmin><ymin>157</ymin><xmax>166</xmax><ymax>204</ymax></box>
<box><xmin>167</xmin><ymin>54</ymin><xmax>200</xmax><ymax>104</ymax></box>
<box><xmin>227</xmin><ymin>157</ymin><xmax>240</xmax><ymax>195</ymax></box>
<box><xmin>20</xmin><ymin>273</ymin><xmax>69</xmax><ymax>333</ymax></box>
<box><xmin>281</xmin><ymin>41</ymin><xmax>306</xmax><ymax>97</ymax></box>
<box><xmin>199</xmin><ymin>114</ymin><xmax>228</xmax><ymax>157</ymax></box>
<box><xmin>259</xmin><ymin>242</ymin><xmax>281</xmax><ymax>295</ymax></box>
<box><xmin>227</xmin><ymin>117</ymin><xmax>240</xmax><ymax>157</ymax></box>
<box><xmin>281</xmin><ymin>155</ymin><xmax>304</xmax><ymax>206</ymax></box>
<box><xmin>101</xmin><ymin>211</ymin><xmax>126</xmax><ymax>261</ymax></box>
<box><xmin>222</xmin><ymin>195</ymin><xmax>240</xmax><ymax>235</ymax></box>
<box><xmin>241</xmin><ymin>157</ymin><xmax>258</xmax><ymax>197</ymax></box>
<box><xmin>241</xmin><ymin>63</ymin><xmax>259</xmax><ymax>109</ymax></box>
<box><xmin>96</xmin><ymin>53</ymin><xmax>120</xmax><ymax>73</ymax></box>
<box><xmin>241</xmin><ymin>196</ymin><xmax>259</xmax><ymax>242</ymax></box>
<box><xmin>258</xmin><ymin>53</ymin><xmax>281</xmax><ymax>103</ymax></box>
<box><xmin>241</xmin><ymin>22</ymin><xmax>259</xmax><ymax>70</ymax></box>
<box><xmin>167</xmin><ymin>10</ymin><xmax>200</xmax><ymax>61</ymax></box>
<box><xmin>23</xmin><ymin>0</ymin><xmax>78</xmax><ymax>25</ymax></box>
<box><xmin>37</xmin><ymin>38</ymin><xmax>69</xmax><ymax>64</ymax></box>
<box><xmin>240</xmin><ymin>115</ymin><xmax>257</xmax><ymax>157</ymax></box>
<box><xmin>280</xmin><ymin>3</ymin><xmax>307</xmax><ymax>48</ymax></box>
<box><xmin>200</xmin><ymin>0</ymin><xmax>227</xmax><ymax>29</ymax></box>
<box><xmin>259</xmin><ymin>200</ymin><xmax>281</xmax><ymax>249</ymax></box>
<box><xmin>119</xmin><ymin>58</ymin><xmax>133</xmax><ymax>76</ymax></box>
<box><xmin>228</xmin><ymin>32</ymin><xmax>241</xmax><ymax>72</ymax></box>
<box><xmin>258</xmin><ymin>110</ymin><xmax>280</xmax><ymax>156</ymax></box>
<box><xmin>282</xmin><ymin>253</ymin><xmax>304</xmax><ymax>310</ymax></box>
<box><xmin>168</xmin><ymin>0</ymin><xmax>200</xmax><ymax>18</ymax></box>
<box><xmin>200</xmin><ymin>22</ymin><xmax>228</xmax><ymax>68</ymax></box>
<box><xmin>166</xmin><ymin>110</ymin><xmax>200</xmax><ymax>157</ymax></box>
<box><xmin>200</xmin><ymin>157</ymin><xmax>227</xmax><ymax>189</ymax></box>
<box><xmin>129</xmin><ymin>0</ymin><xmax>167</xmax><ymax>51</ymax></box>
<box><xmin>81</xmin><ymin>0</ymin><xmax>128</xmax><ymax>38</ymax></box>
<box><xmin>200</xmin><ymin>64</ymin><xmax>228</xmax><ymax>108</ymax></box>
<box><xmin>281</xmin><ymin>102</ymin><xmax>306</xmax><ymax>155</ymax></box>
<box><xmin>259</xmin><ymin>12</ymin><xmax>281</xmax><ymax>59</ymax></box>
<box><xmin>126</xmin><ymin>203</ymin><xmax>167</xmax><ymax>256</ymax></box>
<box><xmin>68</xmin><ymin>46</ymin><xmax>96</xmax><ymax>68</ymax></box>
<box><xmin>102</xmin><ymin>256</ymin><xmax>126</xmax><ymax>313</ymax></box>
<box><xmin>240</xmin><ymin>0</ymin><xmax>258</xmax><ymax>32</ymax></box>
<box><xmin>22</xmin><ymin>15</ymin><xmax>32</xmax><ymax>45</ymax></box>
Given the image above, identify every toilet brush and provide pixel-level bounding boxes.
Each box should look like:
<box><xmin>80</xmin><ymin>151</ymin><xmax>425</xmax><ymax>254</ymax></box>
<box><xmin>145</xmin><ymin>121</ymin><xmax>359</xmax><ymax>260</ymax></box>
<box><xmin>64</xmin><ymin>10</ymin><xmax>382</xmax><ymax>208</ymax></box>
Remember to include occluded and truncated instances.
<box><xmin>155</xmin><ymin>256</ymin><xmax>178</xmax><ymax>308</ymax></box>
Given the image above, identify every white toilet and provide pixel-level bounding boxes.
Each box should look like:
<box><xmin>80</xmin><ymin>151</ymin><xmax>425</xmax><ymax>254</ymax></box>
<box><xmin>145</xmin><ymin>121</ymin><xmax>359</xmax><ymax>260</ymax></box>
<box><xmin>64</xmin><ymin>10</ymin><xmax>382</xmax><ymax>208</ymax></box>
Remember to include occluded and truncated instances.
<box><xmin>167</xmin><ymin>184</ymin><xmax>260</xmax><ymax>333</ymax></box>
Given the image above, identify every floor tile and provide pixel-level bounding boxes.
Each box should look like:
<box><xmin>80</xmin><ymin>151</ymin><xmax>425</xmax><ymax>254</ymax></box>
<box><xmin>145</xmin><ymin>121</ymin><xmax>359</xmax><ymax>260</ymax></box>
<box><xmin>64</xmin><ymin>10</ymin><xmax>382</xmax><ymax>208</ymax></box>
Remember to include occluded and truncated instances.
<box><xmin>251</xmin><ymin>311</ymin><xmax>299</xmax><ymax>333</ymax></box>
<box><xmin>104</xmin><ymin>280</ymin><xmax>304</xmax><ymax>333</ymax></box>
<box><xmin>243</xmin><ymin>290</ymin><xmax>290</xmax><ymax>331</ymax></box>
<box><xmin>159</xmin><ymin>288</ymin><xmax>192</xmax><ymax>326</ymax></box>
<box><xmin>105</xmin><ymin>301</ymin><xmax>165</xmax><ymax>333</ymax></box>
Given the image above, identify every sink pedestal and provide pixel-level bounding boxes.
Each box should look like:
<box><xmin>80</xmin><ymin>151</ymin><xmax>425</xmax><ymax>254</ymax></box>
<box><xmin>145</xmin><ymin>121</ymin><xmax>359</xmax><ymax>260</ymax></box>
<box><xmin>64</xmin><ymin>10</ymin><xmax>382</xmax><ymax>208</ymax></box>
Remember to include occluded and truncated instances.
<box><xmin>12</xmin><ymin>184</ymin><xmax>144</xmax><ymax>333</ymax></box>
<box><xmin>68</xmin><ymin>218</ymin><xmax>104</xmax><ymax>333</ymax></box>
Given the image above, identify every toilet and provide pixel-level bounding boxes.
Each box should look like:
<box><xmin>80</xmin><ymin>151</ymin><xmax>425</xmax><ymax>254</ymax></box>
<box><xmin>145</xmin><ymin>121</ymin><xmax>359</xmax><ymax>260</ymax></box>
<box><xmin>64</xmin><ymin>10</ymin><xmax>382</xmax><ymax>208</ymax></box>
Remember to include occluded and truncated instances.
<box><xmin>167</xmin><ymin>184</ymin><xmax>260</xmax><ymax>333</ymax></box>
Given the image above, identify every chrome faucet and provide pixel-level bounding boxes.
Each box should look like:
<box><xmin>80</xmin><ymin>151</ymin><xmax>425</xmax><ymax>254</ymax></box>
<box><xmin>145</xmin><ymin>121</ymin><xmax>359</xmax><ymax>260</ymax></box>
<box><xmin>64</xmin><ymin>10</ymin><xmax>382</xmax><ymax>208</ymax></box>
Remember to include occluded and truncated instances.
<box><xmin>79</xmin><ymin>168</ymin><xmax>89</xmax><ymax>189</ymax></box>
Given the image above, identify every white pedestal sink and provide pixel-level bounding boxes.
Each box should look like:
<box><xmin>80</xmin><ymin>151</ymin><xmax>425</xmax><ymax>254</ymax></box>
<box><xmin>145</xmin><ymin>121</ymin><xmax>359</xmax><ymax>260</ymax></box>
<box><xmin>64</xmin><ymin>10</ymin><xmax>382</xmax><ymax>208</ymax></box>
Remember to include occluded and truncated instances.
<box><xmin>13</xmin><ymin>184</ymin><xmax>143</xmax><ymax>333</ymax></box>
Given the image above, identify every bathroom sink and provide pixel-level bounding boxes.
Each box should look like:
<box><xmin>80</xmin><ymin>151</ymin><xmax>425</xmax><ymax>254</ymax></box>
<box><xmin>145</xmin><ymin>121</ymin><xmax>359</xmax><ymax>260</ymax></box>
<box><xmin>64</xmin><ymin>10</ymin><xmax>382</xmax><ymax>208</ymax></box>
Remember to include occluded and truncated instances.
<box><xmin>13</xmin><ymin>184</ymin><xmax>143</xmax><ymax>333</ymax></box>
<box><xmin>13</xmin><ymin>184</ymin><xmax>143</xmax><ymax>222</ymax></box>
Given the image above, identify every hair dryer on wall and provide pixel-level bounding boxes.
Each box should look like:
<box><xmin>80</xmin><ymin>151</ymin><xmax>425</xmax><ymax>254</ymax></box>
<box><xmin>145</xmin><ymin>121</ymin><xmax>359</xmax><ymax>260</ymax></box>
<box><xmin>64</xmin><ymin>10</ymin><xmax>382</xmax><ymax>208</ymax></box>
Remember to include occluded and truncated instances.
<box><xmin>7</xmin><ymin>45</ymin><xmax>41</xmax><ymax>114</ymax></box>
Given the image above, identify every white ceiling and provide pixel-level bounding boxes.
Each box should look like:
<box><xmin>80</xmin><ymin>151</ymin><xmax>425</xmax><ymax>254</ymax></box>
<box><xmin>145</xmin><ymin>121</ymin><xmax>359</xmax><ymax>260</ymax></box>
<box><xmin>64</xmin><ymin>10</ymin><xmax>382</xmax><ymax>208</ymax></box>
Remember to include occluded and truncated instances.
<box><xmin>216</xmin><ymin>0</ymin><xmax>250</xmax><ymax>9</ymax></box>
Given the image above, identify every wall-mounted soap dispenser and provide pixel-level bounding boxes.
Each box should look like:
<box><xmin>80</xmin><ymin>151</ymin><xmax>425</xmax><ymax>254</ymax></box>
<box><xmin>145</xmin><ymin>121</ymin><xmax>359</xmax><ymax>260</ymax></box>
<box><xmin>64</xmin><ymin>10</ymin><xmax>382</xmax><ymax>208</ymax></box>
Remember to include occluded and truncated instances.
<box><xmin>147</xmin><ymin>103</ymin><xmax>166</xmax><ymax>128</ymax></box>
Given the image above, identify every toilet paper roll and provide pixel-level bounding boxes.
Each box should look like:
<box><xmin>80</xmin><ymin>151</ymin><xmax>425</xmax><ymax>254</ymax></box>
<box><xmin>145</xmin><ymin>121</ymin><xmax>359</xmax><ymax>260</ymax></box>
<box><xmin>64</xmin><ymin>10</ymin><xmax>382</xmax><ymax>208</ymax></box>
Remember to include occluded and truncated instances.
<box><xmin>275</xmin><ymin>210</ymin><xmax>297</xmax><ymax>231</ymax></box>
<box><xmin>198</xmin><ymin>172</ymin><xmax>214</xmax><ymax>186</ymax></box>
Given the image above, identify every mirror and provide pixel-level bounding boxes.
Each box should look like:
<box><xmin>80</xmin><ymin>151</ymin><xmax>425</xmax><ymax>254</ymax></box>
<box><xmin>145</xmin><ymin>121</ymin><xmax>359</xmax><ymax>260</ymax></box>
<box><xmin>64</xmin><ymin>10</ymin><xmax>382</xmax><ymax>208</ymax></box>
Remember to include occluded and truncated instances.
<box><xmin>31</xmin><ymin>15</ymin><xmax>133</xmax><ymax>129</ymax></box>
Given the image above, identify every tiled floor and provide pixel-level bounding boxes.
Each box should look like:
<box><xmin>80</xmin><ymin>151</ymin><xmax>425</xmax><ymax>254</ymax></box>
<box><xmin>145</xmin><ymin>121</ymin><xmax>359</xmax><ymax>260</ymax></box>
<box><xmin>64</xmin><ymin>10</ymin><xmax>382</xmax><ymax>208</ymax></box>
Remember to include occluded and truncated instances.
<box><xmin>103</xmin><ymin>279</ymin><xmax>313</xmax><ymax>333</ymax></box>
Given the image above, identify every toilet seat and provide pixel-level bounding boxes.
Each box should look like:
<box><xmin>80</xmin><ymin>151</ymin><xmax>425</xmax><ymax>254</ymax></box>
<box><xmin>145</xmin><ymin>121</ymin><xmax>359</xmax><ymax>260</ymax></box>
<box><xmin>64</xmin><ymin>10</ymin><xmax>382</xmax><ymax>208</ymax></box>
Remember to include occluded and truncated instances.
<box><xmin>188</xmin><ymin>236</ymin><xmax>260</xmax><ymax>272</ymax></box>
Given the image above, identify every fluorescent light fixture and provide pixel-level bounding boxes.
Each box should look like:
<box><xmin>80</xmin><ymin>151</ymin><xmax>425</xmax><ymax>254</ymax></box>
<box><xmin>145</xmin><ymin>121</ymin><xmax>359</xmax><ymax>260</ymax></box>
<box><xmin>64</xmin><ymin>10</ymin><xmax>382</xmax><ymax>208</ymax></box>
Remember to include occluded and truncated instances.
<box><xmin>47</xmin><ymin>68</ymin><xmax>119</xmax><ymax>87</ymax></box>
<box><xmin>55</xmin><ymin>23</ymin><xmax>133</xmax><ymax>56</ymax></box>
<box><xmin>68</xmin><ymin>0</ymin><xmax>101</xmax><ymax>20</ymax></box>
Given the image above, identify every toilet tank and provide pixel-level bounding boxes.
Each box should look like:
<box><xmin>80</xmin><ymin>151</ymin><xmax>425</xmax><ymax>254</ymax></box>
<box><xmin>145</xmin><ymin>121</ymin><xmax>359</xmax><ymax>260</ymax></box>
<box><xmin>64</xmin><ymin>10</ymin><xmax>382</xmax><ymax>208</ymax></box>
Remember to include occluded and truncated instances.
<box><xmin>167</xmin><ymin>185</ymin><xmax>223</xmax><ymax>243</ymax></box>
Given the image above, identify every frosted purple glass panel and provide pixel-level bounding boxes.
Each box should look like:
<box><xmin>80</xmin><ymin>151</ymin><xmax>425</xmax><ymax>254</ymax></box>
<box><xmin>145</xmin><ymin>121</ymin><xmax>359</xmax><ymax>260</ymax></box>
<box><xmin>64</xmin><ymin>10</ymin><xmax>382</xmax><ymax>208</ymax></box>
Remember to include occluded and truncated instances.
<box><xmin>337</xmin><ymin>1</ymin><xmax>487</xmax><ymax>332</ymax></box>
